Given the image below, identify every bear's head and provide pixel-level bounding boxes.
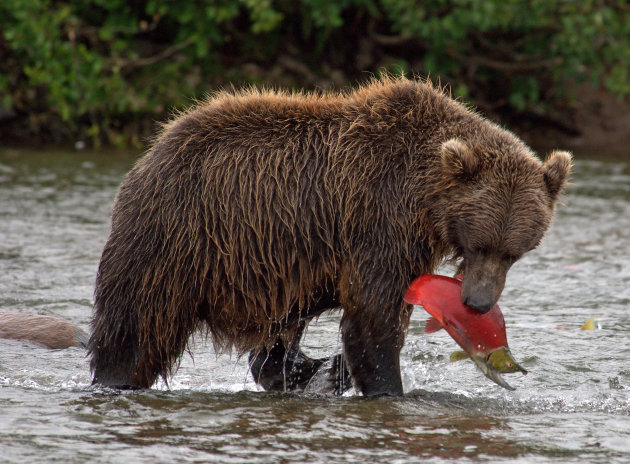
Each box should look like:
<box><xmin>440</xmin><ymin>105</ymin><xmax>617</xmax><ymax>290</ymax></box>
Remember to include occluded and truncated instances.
<box><xmin>437</xmin><ymin>137</ymin><xmax>572</xmax><ymax>313</ymax></box>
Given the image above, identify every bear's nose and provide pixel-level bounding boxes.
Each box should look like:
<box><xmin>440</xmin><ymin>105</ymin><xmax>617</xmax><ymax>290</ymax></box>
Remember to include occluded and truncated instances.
<box><xmin>463</xmin><ymin>294</ymin><xmax>494</xmax><ymax>314</ymax></box>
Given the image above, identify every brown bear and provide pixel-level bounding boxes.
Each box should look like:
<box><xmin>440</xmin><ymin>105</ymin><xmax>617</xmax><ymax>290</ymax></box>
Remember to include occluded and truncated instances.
<box><xmin>89</xmin><ymin>76</ymin><xmax>571</xmax><ymax>397</ymax></box>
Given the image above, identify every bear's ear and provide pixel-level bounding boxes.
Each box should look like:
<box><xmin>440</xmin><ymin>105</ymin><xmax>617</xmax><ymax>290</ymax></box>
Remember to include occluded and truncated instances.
<box><xmin>440</xmin><ymin>138</ymin><xmax>478</xmax><ymax>180</ymax></box>
<box><xmin>543</xmin><ymin>150</ymin><xmax>572</xmax><ymax>199</ymax></box>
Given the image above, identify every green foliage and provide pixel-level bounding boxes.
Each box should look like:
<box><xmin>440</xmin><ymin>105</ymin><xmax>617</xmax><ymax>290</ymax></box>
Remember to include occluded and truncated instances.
<box><xmin>379</xmin><ymin>0</ymin><xmax>630</xmax><ymax>110</ymax></box>
<box><xmin>1</xmin><ymin>0</ymin><xmax>629</xmax><ymax>145</ymax></box>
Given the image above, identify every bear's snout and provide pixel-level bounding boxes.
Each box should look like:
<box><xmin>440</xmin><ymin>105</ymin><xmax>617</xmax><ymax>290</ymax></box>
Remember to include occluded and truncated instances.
<box><xmin>462</xmin><ymin>290</ymin><xmax>495</xmax><ymax>313</ymax></box>
<box><xmin>460</xmin><ymin>253</ymin><xmax>510</xmax><ymax>314</ymax></box>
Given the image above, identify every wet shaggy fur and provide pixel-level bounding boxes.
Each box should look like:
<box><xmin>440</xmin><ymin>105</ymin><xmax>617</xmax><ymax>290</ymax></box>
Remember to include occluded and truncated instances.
<box><xmin>89</xmin><ymin>76</ymin><xmax>571</xmax><ymax>394</ymax></box>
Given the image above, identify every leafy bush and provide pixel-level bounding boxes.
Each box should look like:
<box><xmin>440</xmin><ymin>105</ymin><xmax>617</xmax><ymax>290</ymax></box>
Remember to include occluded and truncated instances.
<box><xmin>1</xmin><ymin>0</ymin><xmax>629</xmax><ymax>145</ymax></box>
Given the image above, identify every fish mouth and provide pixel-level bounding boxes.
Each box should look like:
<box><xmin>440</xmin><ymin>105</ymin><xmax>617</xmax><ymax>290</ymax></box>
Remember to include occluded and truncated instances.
<box><xmin>471</xmin><ymin>347</ymin><xmax>527</xmax><ymax>391</ymax></box>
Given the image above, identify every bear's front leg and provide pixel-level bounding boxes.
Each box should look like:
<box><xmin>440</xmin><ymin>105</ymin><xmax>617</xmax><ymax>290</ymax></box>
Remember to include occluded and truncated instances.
<box><xmin>340</xmin><ymin>310</ymin><xmax>406</xmax><ymax>397</ymax></box>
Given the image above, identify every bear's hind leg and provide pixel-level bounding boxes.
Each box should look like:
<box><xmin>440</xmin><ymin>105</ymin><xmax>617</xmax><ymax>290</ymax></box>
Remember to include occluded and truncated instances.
<box><xmin>90</xmin><ymin>327</ymin><xmax>188</xmax><ymax>390</ymax></box>
<box><xmin>90</xmin><ymin>297</ymin><xmax>200</xmax><ymax>389</ymax></box>
<box><xmin>248</xmin><ymin>323</ymin><xmax>351</xmax><ymax>394</ymax></box>
<box><xmin>90</xmin><ymin>326</ymin><xmax>143</xmax><ymax>389</ymax></box>
<box><xmin>248</xmin><ymin>323</ymin><xmax>320</xmax><ymax>391</ymax></box>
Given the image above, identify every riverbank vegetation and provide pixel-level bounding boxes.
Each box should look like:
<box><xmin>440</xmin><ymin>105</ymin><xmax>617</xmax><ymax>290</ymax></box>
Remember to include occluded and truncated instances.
<box><xmin>1</xmin><ymin>0</ymin><xmax>629</xmax><ymax>148</ymax></box>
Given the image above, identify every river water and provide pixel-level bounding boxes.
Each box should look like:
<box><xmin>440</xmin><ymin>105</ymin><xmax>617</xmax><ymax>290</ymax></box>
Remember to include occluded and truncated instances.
<box><xmin>1</xmin><ymin>148</ymin><xmax>629</xmax><ymax>463</ymax></box>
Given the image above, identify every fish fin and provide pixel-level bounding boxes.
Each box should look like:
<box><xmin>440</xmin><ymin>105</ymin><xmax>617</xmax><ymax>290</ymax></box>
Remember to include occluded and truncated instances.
<box><xmin>580</xmin><ymin>316</ymin><xmax>596</xmax><ymax>330</ymax></box>
<box><xmin>449</xmin><ymin>351</ymin><xmax>470</xmax><ymax>363</ymax></box>
<box><xmin>425</xmin><ymin>316</ymin><xmax>443</xmax><ymax>333</ymax></box>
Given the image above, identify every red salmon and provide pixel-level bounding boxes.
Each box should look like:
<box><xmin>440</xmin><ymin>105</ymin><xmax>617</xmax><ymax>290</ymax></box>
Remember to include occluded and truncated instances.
<box><xmin>404</xmin><ymin>274</ymin><xmax>526</xmax><ymax>390</ymax></box>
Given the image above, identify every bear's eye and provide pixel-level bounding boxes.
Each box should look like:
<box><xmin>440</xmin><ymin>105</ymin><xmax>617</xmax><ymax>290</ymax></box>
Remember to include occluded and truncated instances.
<box><xmin>465</xmin><ymin>246</ymin><xmax>489</xmax><ymax>258</ymax></box>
